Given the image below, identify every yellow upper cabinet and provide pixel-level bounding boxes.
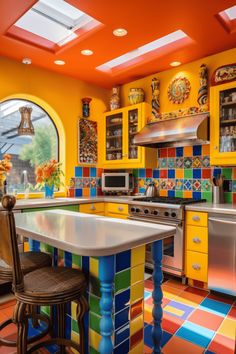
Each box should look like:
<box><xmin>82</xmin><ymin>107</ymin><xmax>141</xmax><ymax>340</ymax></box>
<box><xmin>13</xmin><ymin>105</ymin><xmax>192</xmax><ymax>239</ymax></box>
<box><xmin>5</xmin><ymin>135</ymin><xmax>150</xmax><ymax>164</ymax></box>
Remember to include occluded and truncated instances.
<box><xmin>210</xmin><ymin>81</ymin><xmax>236</xmax><ymax>165</ymax></box>
<box><xmin>101</xmin><ymin>103</ymin><xmax>157</xmax><ymax>169</ymax></box>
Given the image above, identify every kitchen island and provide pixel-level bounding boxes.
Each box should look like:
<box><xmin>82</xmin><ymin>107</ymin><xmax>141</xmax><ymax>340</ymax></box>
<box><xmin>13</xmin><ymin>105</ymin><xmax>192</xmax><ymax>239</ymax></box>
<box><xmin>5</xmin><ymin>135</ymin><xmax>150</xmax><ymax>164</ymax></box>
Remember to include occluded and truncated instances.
<box><xmin>15</xmin><ymin>209</ymin><xmax>175</xmax><ymax>354</ymax></box>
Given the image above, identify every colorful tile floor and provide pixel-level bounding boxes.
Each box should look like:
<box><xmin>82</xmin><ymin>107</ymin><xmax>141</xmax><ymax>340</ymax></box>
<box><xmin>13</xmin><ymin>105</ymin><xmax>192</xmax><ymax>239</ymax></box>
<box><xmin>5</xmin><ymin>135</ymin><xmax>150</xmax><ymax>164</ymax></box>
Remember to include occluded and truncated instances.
<box><xmin>0</xmin><ymin>277</ymin><xmax>235</xmax><ymax>353</ymax></box>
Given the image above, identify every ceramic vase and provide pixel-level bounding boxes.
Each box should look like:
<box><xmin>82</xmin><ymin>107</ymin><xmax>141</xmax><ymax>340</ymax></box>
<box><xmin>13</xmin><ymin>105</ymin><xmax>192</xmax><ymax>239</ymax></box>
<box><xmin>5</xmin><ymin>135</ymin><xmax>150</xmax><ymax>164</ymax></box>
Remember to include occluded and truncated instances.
<box><xmin>110</xmin><ymin>86</ymin><xmax>120</xmax><ymax>110</ymax></box>
<box><xmin>82</xmin><ymin>97</ymin><xmax>92</xmax><ymax>118</ymax></box>
<box><xmin>44</xmin><ymin>184</ymin><xmax>54</xmax><ymax>199</ymax></box>
<box><xmin>128</xmin><ymin>88</ymin><xmax>144</xmax><ymax>105</ymax></box>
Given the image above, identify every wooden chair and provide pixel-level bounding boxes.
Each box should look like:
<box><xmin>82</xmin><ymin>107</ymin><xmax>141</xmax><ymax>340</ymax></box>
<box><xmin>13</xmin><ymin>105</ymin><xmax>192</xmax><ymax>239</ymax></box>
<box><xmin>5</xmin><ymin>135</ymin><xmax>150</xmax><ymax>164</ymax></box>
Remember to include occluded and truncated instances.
<box><xmin>0</xmin><ymin>195</ymin><xmax>88</xmax><ymax>354</ymax></box>
<box><xmin>0</xmin><ymin>219</ymin><xmax>52</xmax><ymax>347</ymax></box>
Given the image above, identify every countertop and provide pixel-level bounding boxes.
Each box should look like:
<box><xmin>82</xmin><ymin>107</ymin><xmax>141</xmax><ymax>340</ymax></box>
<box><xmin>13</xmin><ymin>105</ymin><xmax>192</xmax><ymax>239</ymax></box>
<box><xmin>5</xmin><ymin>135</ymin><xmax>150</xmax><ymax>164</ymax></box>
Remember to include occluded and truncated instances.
<box><xmin>15</xmin><ymin>210</ymin><xmax>175</xmax><ymax>256</ymax></box>
<box><xmin>185</xmin><ymin>202</ymin><xmax>236</xmax><ymax>215</ymax></box>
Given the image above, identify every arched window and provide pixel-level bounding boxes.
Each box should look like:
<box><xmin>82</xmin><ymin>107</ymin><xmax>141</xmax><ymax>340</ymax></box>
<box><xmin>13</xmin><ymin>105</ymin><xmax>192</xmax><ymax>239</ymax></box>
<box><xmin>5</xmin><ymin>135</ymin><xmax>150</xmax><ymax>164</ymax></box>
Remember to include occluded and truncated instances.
<box><xmin>0</xmin><ymin>99</ymin><xmax>59</xmax><ymax>193</ymax></box>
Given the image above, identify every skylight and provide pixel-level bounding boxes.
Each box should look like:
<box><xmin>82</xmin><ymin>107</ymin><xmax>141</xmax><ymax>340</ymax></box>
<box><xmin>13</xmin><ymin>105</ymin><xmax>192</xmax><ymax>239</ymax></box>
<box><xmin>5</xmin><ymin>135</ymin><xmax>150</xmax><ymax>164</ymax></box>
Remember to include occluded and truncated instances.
<box><xmin>96</xmin><ymin>30</ymin><xmax>188</xmax><ymax>72</ymax></box>
<box><xmin>224</xmin><ymin>5</ymin><xmax>236</xmax><ymax>20</ymax></box>
<box><xmin>14</xmin><ymin>0</ymin><xmax>100</xmax><ymax>47</ymax></box>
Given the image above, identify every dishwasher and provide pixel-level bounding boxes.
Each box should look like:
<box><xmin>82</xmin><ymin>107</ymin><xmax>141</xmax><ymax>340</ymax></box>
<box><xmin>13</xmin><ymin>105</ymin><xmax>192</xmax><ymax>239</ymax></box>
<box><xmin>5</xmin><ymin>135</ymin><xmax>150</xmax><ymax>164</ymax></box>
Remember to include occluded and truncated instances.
<box><xmin>208</xmin><ymin>213</ymin><xmax>236</xmax><ymax>296</ymax></box>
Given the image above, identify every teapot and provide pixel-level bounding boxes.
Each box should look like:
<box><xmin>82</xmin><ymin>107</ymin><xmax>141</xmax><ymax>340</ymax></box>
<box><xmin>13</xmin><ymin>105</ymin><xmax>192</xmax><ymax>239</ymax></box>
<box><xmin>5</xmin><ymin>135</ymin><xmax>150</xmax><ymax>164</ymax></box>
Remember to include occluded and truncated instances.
<box><xmin>145</xmin><ymin>182</ymin><xmax>158</xmax><ymax>197</ymax></box>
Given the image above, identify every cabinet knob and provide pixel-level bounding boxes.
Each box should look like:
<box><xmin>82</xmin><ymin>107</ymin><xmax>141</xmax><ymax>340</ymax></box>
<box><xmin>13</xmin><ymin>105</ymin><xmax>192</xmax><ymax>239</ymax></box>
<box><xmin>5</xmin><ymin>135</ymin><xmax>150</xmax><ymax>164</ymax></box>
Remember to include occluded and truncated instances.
<box><xmin>214</xmin><ymin>146</ymin><xmax>218</xmax><ymax>150</ymax></box>
<box><xmin>193</xmin><ymin>237</ymin><xmax>201</xmax><ymax>244</ymax></box>
<box><xmin>122</xmin><ymin>153</ymin><xmax>127</xmax><ymax>157</ymax></box>
<box><xmin>90</xmin><ymin>205</ymin><xmax>96</xmax><ymax>211</ymax></box>
<box><xmin>192</xmin><ymin>215</ymin><xmax>200</xmax><ymax>222</ymax></box>
<box><xmin>118</xmin><ymin>207</ymin><xmax>123</xmax><ymax>212</ymax></box>
<box><xmin>192</xmin><ymin>263</ymin><xmax>201</xmax><ymax>270</ymax></box>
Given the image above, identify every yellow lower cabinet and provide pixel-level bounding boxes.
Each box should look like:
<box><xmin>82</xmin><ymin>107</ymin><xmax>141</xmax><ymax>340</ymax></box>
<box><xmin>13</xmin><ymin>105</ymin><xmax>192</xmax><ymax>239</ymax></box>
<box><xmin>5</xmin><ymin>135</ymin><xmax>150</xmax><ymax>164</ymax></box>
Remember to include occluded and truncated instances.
<box><xmin>79</xmin><ymin>203</ymin><xmax>104</xmax><ymax>215</ymax></box>
<box><xmin>186</xmin><ymin>211</ymin><xmax>208</xmax><ymax>227</ymax></box>
<box><xmin>105</xmin><ymin>203</ymin><xmax>128</xmax><ymax>215</ymax></box>
<box><xmin>186</xmin><ymin>250</ymin><xmax>208</xmax><ymax>282</ymax></box>
<box><xmin>186</xmin><ymin>225</ymin><xmax>208</xmax><ymax>253</ymax></box>
<box><xmin>106</xmin><ymin>212</ymin><xmax>128</xmax><ymax>219</ymax></box>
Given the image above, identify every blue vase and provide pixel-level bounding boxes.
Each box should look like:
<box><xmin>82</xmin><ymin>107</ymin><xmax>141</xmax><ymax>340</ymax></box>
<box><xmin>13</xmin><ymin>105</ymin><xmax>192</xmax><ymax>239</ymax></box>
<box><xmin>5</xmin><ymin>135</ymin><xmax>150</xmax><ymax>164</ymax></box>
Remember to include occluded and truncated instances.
<box><xmin>44</xmin><ymin>184</ymin><xmax>54</xmax><ymax>199</ymax></box>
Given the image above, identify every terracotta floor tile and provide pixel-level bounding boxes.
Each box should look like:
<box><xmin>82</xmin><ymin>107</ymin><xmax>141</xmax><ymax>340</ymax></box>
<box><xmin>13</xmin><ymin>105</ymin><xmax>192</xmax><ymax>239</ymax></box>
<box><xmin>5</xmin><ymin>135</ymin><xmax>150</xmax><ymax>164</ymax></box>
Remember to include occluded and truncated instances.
<box><xmin>227</xmin><ymin>306</ymin><xmax>236</xmax><ymax>321</ymax></box>
<box><xmin>188</xmin><ymin>308</ymin><xmax>224</xmax><ymax>331</ymax></box>
<box><xmin>165</xmin><ymin>279</ymin><xmax>188</xmax><ymax>290</ymax></box>
<box><xmin>144</xmin><ymin>344</ymin><xmax>152</xmax><ymax>353</ymax></box>
<box><xmin>145</xmin><ymin>296</ymin><xmax>169</xmax><ymax>308</ymax></box>
<box><xmin>144</xmin><ymin>279</ymin><xmax>153</xmax><ymax>291</ymax></box>
<box><xmin>144</xmin><ymin>305</ymin><xmax>153</xmax><ymax>324</ymax></box>
<box><xmin>162</xmin><ymin>313</ymin><xmax>184</xmax><ymax>334</ymax></box>
<box><xmin>208</xmin><ymin>333</ymin><xmax>236</xmax><ymax>354</ymax></box>
<box><xmin>184</xmin><ymin>286</ymin><xmax>209</xmax><ymax>297</ymax></box>
<box><xmin>162</xmin><ymin>285</ymin><xmax>183</xmax><ymax>300</ymax></box>
<box><xmin>218</xmin><ymin>318</ymin><xmax>236</xmax><ymax>340</ymax></box>
<box><xmin>162</xmin><ymin>335</ymin><xmax>204</xmax><ymax>354</ymax></box>
<box><xmin>174</xmin><ymin>291</ymin><xmax>205</xmax><ymax>308</ymax></box>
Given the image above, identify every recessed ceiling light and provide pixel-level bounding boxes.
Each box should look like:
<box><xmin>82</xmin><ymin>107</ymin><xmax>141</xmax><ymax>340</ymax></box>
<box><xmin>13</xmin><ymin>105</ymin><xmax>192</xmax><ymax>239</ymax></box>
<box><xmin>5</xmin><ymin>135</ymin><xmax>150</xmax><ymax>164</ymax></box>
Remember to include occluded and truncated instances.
<box><xmin>113</xmin><ymin>28</ymin><xmax>128</xmax><ymax>37</ymax></box>
<box><xmin>97</xmin><ymin>30</ymin><xmax>188</xmax><ymax>72</ymax></box>
<box><xmin>170</xmin><ymin>61</ymin><xmax>181</xmax><ymax>67</ymax></box>
<box><xmin>54</xmin><ymin>60</ymin><xmax>65</xmax><ymax>65</ymax></box>
<box><xmin>22</xmin><ymin>58</ymin><xmax>32</xmax><ymax>65</ymax></box>
<box><xmin>81</xmin><ymin>49</ymin><xmax>93</xmax><ymax>56</ymax></box>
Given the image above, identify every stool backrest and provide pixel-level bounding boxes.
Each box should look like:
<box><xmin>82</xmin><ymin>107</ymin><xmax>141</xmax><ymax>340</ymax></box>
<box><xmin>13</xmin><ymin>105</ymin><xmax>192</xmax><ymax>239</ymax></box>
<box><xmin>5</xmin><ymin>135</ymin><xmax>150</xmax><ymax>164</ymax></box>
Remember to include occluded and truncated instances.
<box><xmin>0</xmin><ymin>195</ymin><xmax>24</xmax><ymax>292</ymax></box>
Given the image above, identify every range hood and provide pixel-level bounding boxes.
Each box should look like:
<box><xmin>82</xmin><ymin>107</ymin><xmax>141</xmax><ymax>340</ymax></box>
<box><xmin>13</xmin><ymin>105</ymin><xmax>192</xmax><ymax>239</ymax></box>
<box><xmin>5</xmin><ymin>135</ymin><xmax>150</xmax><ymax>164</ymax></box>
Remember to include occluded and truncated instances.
<box><xmin>134</xmin><ymin>113</ymin><xmax>209</xmax><ymax>148</ymax></box>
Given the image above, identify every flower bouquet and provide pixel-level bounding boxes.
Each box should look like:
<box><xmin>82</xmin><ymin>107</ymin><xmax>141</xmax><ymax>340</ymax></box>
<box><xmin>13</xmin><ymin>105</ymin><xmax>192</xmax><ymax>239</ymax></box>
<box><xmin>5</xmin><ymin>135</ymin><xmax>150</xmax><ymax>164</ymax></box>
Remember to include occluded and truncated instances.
<box><xmin>0</xmin><ymin>154</ymin><xmax>12</xmax><ymax>199</ymax></box>
<box><xmin>35</xmin><ymin>159</ymin><xmax>64</xmax><ymax>198</ymax></box>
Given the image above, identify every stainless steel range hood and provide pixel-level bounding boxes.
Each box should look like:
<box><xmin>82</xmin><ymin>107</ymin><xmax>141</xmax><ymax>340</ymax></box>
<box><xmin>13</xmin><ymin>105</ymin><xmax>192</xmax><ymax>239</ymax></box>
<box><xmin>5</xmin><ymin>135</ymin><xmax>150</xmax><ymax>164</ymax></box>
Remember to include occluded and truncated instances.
<box><xmin>134</xmin><ymin>113</ymin><xmax>209</xmax><ymax>148</ymax></box>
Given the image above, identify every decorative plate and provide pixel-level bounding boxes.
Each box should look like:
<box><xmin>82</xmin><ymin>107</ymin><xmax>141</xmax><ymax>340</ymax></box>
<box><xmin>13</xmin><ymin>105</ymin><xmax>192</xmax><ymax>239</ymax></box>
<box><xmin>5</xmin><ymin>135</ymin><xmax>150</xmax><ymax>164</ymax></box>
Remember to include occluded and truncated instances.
<box><xmin>167</xmin><ymin>77</ymin><xmax>191</xmax><ymax>104</ymax></box>
<box><xmin>211</xmin><ymin>63</ymin><xmax>236</xmax><ymax>86</ymax></box>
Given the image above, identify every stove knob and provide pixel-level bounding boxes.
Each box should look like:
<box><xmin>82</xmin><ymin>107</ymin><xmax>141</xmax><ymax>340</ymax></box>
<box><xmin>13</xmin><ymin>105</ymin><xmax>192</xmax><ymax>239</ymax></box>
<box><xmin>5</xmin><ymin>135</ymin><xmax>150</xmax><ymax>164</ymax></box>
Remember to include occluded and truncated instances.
<box><xmin>130</xmin><ymin>207</ymin><xmax>136</xmax><ymax>212</ymax></box>
<box><xmin>136</xmin><ymin>208</ymin><xmax>141</xmax><ymax>213</ymax></box>
<box><xmin>171</xmin><ymin>212</ymin><xmax>177</xmax><ymax>218</ymax></box>
<box><xmin>153</xmin><ymin>210</ymin><xmax>159</xmax><ymax>216</ymax></box>
<box><xmin>164</xmin><ymin>211</ymin><xmax>169</xmax><ymax>217</ymax></box>
<box><xmin>144</xmin><ymin>209</ymin><xmax>149</xmax><ymax>214</ymax></box>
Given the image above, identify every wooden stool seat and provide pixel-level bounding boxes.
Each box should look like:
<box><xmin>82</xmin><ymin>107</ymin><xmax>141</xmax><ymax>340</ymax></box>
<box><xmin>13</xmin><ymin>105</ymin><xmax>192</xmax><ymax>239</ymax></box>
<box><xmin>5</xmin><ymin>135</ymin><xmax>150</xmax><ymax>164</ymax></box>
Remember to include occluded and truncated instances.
<box><xmin>19</xmin><ymin>266</ymin><xmax>86</xmax><ymax>304</ymax></box>
<box><xmin>0</xmin><ymin>251</ymin><xmax>52</xmax><ymax>282</ymax></box>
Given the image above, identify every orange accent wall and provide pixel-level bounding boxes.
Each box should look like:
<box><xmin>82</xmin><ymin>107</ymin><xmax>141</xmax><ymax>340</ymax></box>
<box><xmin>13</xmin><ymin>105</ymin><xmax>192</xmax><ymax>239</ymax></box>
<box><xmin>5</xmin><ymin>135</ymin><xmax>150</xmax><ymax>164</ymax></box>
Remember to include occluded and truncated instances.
<box><xmin>0</xmin><ymin>57</ymin><xmax>109</xmax><ymax>189</ymax></box>
<box><xmin>120</xmin><ymin>48</ymin><xmax>236</xmax><ymax>113</ymax></box>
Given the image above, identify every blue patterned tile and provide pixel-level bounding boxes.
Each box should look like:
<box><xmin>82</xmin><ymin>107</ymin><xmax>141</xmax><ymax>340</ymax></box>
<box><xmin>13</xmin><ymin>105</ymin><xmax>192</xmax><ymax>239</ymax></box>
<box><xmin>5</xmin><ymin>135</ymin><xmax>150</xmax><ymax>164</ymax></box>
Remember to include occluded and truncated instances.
<box><xmin>193</xmin><ymin>145</ymin><xmax>202</xmax><ymax>156</ymax></box>
<box><xmin>176</xmin><ymin>147</ymin><xmax>183</xmax><ymax>157</ymax></box>
<box><xmin>199</xmin><ymin>298</ymin><xmax>231</xmax><ymax>317</ymax></box>
<box><xmin>160</xmin><ymin>158</ymin><xmax>168</xmax><ymax>168</ymax></box>
<box><xmin>184</xmin><ymin>157</ymin><xmax>192</xmax><ymax>169</ymax></box>
<box><xmin>115</xmin><ymin>289</ymin><xmax>130</xmax><ymax>313</ymax></box>
<box><xmin>193</xmin><ymin>179</ymin><xmax>201</xmax><ymax>191</ymax></box>
<box><xmin>74</xmin><ymin>166</ymin><xmax>82</xmax><ymax>177</ymax></box>
<box><xmin>168</xmin><ymin>169</ymin><xmax>175</xmax><ymax>178</ymax></box>
<box><xmin>184</xmin><ymin>179</ymin><xmax>192</xmax><ymax>190</ymax></box>
<box><xmin>115</xmin><ymin>324</ymin><xmax>130</xmax><ymax>346</ymax></box>
<box><xmin>176</xmin><ymin>157</ymin><xmax>184</xmax><ymax>168</ymax></box>
<box><xmin>168</xmin><ymin>158</ymin><xmax>175</xmax><ymax>169</ymax></box>
<box><xmin>176</xmin><ymin>321</ymin><xmax>215</xmax><ymax>348</ymax></box>
<box><xmin>202</xmin><ymin>156</ymin><xmax>210</xmax><ymax>168</ymax></box>
<box><xmin>116</xmin><ymin>250</ymin><xmax>131</xmax><ymax>272</ymax></box>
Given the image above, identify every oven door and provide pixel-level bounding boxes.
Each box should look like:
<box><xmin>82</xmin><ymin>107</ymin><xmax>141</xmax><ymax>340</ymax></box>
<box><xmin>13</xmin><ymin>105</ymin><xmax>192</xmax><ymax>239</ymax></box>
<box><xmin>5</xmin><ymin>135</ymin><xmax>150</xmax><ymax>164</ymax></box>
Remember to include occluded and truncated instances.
<box><xmin>128</xmin><ymin>216</ymin><xmax>184</xmax><ymax>276</ymax></box>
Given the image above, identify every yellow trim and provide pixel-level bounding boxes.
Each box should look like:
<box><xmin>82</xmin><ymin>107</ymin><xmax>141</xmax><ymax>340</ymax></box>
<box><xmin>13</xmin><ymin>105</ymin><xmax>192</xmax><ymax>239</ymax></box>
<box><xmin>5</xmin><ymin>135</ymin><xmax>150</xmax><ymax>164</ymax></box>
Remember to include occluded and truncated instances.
<box><xmin>130</xmin><ymin>314</ymin><xmax>144</xmax><ymax>336</ymax></box>
<box><xmin>89</xmin><ymin>328</ymin><xmax>101</xmax><ymax>351</ymax></box>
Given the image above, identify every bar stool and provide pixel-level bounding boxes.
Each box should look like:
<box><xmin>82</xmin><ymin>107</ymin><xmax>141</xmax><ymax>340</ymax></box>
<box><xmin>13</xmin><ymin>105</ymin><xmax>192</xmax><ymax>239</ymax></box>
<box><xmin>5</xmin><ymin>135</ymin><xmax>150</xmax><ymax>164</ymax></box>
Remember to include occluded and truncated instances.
<box><xmin>0</xmin><ymin>224</ymin><xmax>52</xmax><ymax>347</ymax></box>
<box><xmin>1</xmin><ymin>195</ymin><xmax>88</xmax><ymax>354</ymax></box>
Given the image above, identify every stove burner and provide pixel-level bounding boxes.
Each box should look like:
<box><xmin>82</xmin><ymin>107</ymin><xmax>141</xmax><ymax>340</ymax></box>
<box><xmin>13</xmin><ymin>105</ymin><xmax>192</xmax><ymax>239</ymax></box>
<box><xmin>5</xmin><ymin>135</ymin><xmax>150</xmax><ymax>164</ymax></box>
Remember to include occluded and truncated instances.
<box><xmin>133</xmin><ymin>196</ymin><xmax>206</xmax><ymax>205</ymax></box>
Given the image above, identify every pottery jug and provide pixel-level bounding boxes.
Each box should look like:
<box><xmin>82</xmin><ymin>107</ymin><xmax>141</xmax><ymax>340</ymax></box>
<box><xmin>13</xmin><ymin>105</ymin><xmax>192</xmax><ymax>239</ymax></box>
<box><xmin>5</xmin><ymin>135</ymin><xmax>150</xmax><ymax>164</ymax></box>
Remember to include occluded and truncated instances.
<box><xmin>110</xmin><ymin>86</ymin><xmax>120</xmax><ymax>110</ymax></box>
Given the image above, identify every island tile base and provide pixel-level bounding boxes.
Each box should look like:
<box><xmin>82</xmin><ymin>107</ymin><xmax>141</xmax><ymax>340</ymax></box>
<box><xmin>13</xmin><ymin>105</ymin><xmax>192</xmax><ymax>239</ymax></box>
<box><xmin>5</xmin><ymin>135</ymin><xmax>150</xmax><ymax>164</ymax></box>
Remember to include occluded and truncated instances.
<box><xmin>29</xmin><ymin>240</ymin><xmax>147</xmax><ymax>354</ymax></box>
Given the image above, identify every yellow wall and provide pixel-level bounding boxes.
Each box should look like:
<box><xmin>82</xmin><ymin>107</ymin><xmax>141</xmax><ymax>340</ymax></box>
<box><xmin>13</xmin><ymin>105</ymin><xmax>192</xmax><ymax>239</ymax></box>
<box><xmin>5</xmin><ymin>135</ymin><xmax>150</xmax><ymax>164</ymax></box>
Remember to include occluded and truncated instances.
<box><xmin>120</xmin><ymin>48</ymin><xmax>236</xmax><ymax>113</ymax></box>
<box><xmin>0</xmin><ymin>57</ymin><xmax>109</xmax><ymax>188</ymax></box>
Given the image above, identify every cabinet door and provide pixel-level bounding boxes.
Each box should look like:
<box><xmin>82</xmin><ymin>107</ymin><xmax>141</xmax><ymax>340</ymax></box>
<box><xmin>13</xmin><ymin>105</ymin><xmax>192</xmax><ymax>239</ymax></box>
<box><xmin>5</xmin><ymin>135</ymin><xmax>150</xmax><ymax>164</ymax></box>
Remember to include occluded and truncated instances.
<box><xmin>210</xmin><ymin>82</ymin><xmax>236</xmax><ymax>165</ymax></box>
<box><xmin>104</xmin><ymin>109</ymin><xmax>124</xmax><ymax>165</ymax></box>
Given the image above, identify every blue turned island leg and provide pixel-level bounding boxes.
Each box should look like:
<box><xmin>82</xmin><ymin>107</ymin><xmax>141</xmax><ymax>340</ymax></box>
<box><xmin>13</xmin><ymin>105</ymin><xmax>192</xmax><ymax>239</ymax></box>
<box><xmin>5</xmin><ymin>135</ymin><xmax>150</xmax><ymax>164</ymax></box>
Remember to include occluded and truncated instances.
<box><xmin>98</xmin><ymin>255</ymin><xmax>115</xmax><ymax>354</ymax></box>
<box><xmin>152</xmin><ymin>240</ymin><xmax>163</xmax><ymax>354</ymax></box>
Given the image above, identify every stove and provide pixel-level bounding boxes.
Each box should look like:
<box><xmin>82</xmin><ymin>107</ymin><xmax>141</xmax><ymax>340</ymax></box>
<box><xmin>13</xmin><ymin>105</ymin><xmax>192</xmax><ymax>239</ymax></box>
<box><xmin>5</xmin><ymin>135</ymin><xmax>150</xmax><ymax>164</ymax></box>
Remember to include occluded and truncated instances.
<box><xmin>128</xmin><ymin>196</ymin><xmax>206</xmax><ymax>278</ymax></box>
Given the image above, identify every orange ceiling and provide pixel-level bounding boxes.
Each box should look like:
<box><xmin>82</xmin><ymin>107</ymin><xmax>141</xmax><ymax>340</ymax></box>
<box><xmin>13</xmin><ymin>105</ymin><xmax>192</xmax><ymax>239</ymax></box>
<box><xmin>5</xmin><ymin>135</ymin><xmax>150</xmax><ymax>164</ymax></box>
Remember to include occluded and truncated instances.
<box><xmin>0</xmin><ymin>0</ymin><xmax>236</xmax><ymax>88</ymax></box>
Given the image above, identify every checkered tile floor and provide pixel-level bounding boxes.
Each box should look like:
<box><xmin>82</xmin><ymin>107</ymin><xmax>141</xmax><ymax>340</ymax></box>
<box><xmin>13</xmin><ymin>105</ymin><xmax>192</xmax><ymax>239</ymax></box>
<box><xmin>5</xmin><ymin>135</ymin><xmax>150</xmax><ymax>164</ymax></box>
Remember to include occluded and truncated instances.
<box><xmin>0</xmin><ymin>278</ymin><xmax>235</xmax><ymax>353</ymax></box>
<box><xmin>144</xmin><ymin>277</ymin><xmax>236</xmax><ymax>354</ymax></box>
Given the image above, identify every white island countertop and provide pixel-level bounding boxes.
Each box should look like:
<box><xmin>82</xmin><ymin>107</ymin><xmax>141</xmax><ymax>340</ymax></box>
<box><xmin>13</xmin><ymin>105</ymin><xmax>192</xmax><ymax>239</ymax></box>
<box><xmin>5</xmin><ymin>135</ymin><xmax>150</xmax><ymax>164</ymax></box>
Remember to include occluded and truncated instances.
<box><xmin>15</xmin><ymin>209</ymin><xmax>175</xmax><ymax>256</ymax></box>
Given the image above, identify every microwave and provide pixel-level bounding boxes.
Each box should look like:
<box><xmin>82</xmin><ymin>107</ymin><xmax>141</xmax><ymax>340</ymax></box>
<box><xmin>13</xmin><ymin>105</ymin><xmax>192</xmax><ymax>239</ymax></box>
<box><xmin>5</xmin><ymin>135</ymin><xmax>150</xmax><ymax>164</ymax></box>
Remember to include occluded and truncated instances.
<box><xmin>101</xmin><ymin>173</ymin><xmax>134</xmax><ymax>192</ymax></box>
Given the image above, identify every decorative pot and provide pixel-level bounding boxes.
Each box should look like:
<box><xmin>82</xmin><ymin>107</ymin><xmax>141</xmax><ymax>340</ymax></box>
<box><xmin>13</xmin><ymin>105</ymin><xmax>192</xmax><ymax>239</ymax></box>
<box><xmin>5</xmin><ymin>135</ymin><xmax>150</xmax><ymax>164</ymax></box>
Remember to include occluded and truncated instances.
<box><xmin>110</xmin><ymin>86</ymin><xmax>120</xmax><ymax>111</ymax></box>
<box><xmin>128</xmin><ymin>88</ymin><xmax>145</xmax><ymax>105</ymax></box>
<box><xmin>82</xmin><ymin>97</ymin><xmax>92</xmax><ymax>118</ymax></box>
<box><xmin>44</xmin><ymin>184</ymin><xmax>54</xmax><ymax>199</ymax></box>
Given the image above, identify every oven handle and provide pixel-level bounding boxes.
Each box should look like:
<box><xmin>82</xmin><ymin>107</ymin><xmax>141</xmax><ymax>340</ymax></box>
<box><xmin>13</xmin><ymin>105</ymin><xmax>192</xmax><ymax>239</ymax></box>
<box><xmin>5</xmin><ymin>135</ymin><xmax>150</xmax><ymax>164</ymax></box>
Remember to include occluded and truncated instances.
<box><xmin>128</xmin><ymin>215</ymin><xmax>181</xmax><ymax>228</ymax></box>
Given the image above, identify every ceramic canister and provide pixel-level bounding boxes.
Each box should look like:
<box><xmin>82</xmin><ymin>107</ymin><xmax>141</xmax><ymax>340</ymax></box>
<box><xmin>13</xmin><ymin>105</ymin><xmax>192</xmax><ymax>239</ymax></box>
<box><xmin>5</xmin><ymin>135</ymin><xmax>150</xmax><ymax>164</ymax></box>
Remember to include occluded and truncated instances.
<box><xmin>128</xmin><ymin>88</ymin><xmax>145</xmax><ymax>105</ymax></box>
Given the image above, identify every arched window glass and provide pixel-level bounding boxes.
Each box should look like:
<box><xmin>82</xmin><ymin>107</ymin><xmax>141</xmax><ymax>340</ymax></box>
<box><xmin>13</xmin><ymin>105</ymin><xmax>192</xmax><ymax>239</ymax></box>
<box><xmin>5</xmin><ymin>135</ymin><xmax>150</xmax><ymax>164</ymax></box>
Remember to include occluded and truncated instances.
<box><xmin>0</xmin><ymin>99</ymin><xmax>59</xmax><ymax>193</ymax></box>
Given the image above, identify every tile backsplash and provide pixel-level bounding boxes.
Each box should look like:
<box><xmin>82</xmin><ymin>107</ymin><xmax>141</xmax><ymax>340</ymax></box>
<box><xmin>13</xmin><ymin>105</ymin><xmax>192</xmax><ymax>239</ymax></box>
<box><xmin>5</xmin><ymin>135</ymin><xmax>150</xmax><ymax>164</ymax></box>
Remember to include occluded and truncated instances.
<box><xmin>133</xmin><ymin>144</ymin><xmax>236</xmax><ymax>203</ymax></box>
<box><xmin>69</xmin><ymin>144</ymin><xmax>236</xmax><ymax>203</ymax></box>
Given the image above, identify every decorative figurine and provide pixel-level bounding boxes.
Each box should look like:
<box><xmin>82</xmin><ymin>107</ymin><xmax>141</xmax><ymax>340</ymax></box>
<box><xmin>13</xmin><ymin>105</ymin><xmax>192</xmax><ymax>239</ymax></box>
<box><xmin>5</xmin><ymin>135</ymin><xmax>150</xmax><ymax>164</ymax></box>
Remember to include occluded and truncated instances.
<box><xmin>110</xmin><ymin>86</ymin><xmax>120</xmax><ymax>110</ymax></box>
<box><xmin>151</xmin><ymin>78</ymin><xmax>160</xmax><ymax>119</ymax></box>
<box><xmin>197</xmin><ymin>64</ymin><xmax>208</xmax><ymax>108</ymax></box>
<box><xmin>82</xmin><ymin>97</ymin><xmax>92</xmax><ymax>118</ymax></box>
